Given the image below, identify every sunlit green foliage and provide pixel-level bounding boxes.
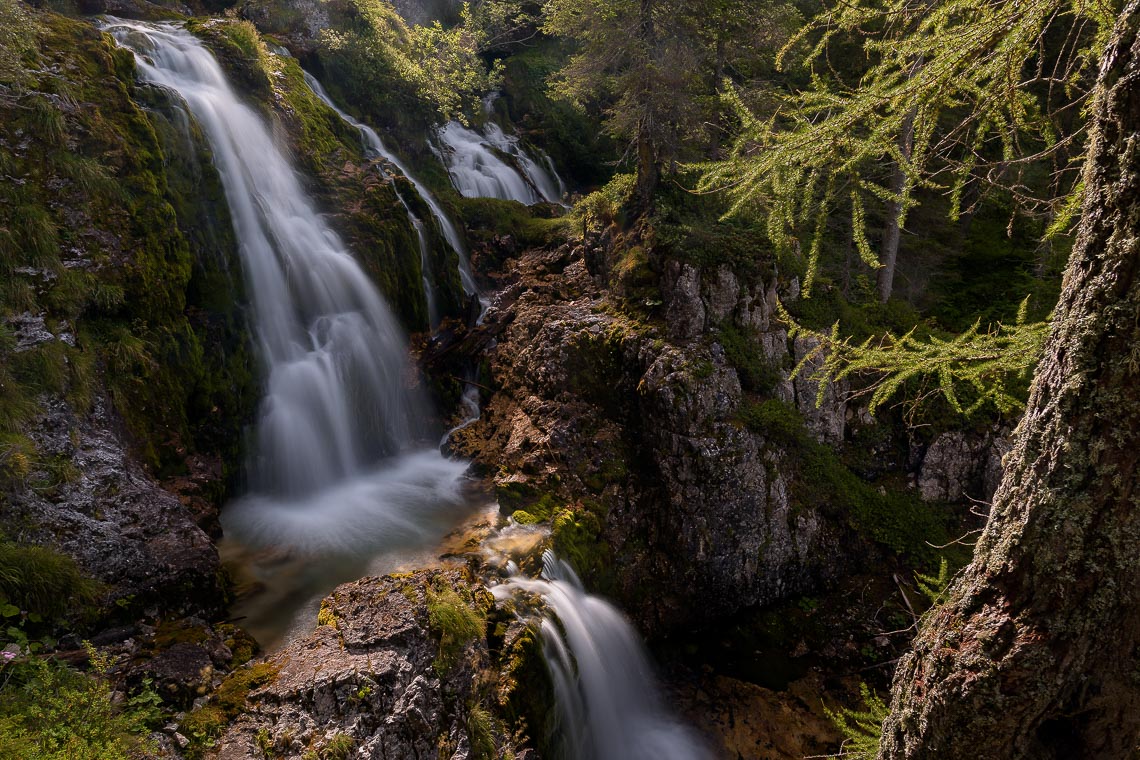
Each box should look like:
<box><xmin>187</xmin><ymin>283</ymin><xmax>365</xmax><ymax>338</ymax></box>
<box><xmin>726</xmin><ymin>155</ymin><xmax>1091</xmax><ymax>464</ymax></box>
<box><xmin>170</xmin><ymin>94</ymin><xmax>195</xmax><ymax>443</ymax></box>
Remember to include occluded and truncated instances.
<box><xmin>699</xmin><ymin>0</ymin><xmax>1113</xmax><ymax>295</ymax></box>
<box><xmin>783</xmin><ymin>298</ymin><xmax>1049</xmax><ymax>418</ymax></box>
<box><xmin>319</xmin><ymin>0</ymin><xmax>501</xmax><ymax>122</ymax></box>
<box><xmin>0</xmin><ymin>648</ymin><xmax>157</xmax><ymax>760</ymax></box>
<box><xmin>823</xmin><ymin>682</ymin><xmax>889</xmax><ymax>759</ymax></box>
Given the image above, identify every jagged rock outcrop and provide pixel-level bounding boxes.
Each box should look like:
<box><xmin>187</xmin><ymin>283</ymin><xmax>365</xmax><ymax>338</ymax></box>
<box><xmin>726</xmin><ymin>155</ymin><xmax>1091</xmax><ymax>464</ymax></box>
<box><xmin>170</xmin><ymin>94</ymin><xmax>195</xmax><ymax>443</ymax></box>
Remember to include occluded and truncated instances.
<box><xmin>213</xmin><ymin>569</ymin><xmax>523</xmax><ymax>760</ymax></box>
<box><xmin>0</xmin><ymin>396</ymin><xmax>226</xmax><ymax>619</ymax></box>
<box><xmin>916</xmin><ymin>429</ymin><xmax>1011</xmax><ymax>504</ymax></box>
<box><xmin>459</xmin><ymin>242</ymin><xmax>845</xmax><ymax>631</ymax></box>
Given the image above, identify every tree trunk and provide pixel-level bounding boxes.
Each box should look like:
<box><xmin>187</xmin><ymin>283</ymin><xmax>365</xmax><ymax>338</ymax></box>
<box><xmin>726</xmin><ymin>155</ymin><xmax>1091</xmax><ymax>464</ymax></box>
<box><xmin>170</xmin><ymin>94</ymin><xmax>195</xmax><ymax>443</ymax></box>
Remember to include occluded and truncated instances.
<box><xmin>633</xmin><ymin>0</ymin><xmax>659</xmax><ymax>211</ymax></box>
<box><xmin>879</xmin><ymin>5</ymin><xmax>1140</xmax><ymax>758</ymax></box>
<box><xmin>876</xmin><ymin>97</ymin><xmax>918</xmax><ymax>303</ymax></box>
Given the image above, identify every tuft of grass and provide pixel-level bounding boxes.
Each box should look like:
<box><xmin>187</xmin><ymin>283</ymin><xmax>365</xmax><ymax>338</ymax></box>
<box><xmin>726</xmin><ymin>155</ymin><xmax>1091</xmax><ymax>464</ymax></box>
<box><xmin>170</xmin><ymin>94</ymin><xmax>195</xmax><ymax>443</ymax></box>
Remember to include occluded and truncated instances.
<box><xmin>466</xmin><ymin>704</ymin><xmax>497</xmax><ymax>760</ymax></box>
<box><xmin>425</xmin><ymin>583</ymin><xmax>485</xmax><ymax>675</ymax></box>
<box><xmin>0</xmin><ymin>541</ymin><xmax>98</xmax><ymax>622</ymax></box>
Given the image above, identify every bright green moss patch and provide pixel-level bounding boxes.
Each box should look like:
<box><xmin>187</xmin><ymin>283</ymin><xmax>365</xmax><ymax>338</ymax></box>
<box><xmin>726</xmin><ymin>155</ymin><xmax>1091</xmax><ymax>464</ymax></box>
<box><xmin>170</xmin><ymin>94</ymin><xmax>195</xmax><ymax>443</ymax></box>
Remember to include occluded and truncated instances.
<box><xmin>551</xmin><ymin>507</ymin><xmax>611</xmax><ymax>587</ymax></box>
<box><xmin>179</xmin><ymin>662</ymin><xmax>279</xmax><ymax>757</ymax></box>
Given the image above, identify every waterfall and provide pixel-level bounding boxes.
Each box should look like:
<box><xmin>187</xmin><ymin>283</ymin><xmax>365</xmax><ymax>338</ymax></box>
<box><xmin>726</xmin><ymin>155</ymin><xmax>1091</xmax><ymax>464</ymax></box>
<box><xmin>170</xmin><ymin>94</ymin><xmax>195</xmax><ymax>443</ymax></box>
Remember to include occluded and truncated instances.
<box><xmin>303</xmin><ymin>74</ymin><xmax>478</xmax><ymax>298</ymax></box>
<box><xmin>435</xmin><ymin>121</ymin><xmax>566</xmax><ymax>206</ymax></box>
<box><xmin>494</xmin><ymin>552</ymin><xmax>712</xmax><ymax>760</ymax></box>
<box><xmin>104</xmin><ymin>20</ymin><xmax>470</xmax><ymax>564</ymax></box>
<box><xmin>303</xmin><ymin>71</ymin><xmax>441</xmax><ymax>326</ymax></box>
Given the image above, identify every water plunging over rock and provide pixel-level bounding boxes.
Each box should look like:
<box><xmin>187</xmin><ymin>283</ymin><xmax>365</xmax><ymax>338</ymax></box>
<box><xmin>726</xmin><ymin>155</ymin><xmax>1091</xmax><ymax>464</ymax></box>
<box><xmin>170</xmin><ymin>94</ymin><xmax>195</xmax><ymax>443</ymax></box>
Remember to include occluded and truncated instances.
<box><xmin>104</xmin><ymin>19</ymin><xmax>476</xmax><ymax>645</ymax></box>
<box><xmin>302</xmin><ymin>72</ymin><xmax>479</xmax><ymax>302</ymax></box>
<box><xmin>435</xmin><ymin>120</ymin><xmax>566</xmax><ymax>205</ymax></box>
<box><xmin>494</xmin><ymin>551</ymin><xmax>713</xmax><ymax>760</ymax></box>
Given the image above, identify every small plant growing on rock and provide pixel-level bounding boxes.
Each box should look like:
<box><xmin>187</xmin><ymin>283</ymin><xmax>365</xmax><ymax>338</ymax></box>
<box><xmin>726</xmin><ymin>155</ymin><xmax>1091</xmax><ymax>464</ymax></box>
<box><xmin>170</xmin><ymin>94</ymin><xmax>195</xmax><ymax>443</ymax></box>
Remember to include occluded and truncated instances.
<box><xmin>426</xmin><ymin>584</ymin><xmax>485</xmax><ymax>675</ymax></box>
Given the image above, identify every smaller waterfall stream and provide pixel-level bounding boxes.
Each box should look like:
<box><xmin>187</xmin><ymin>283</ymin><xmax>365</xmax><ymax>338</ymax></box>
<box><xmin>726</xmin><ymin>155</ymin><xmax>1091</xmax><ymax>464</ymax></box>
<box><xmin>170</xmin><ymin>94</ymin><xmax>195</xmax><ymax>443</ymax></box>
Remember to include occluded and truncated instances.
<box><xmin>494</xmin><ymin>552</ymin><xmax>712</xmax><ymax>760</ymax></box>
<box><xmin>435</xmin><ymin>121</ymin><xmax>566</xmax><ymax>205</ymax></box>
<box><xmin>303</xmin><ymin>74</ymin><xmax>478</xmax><ymax>298</ymax></box>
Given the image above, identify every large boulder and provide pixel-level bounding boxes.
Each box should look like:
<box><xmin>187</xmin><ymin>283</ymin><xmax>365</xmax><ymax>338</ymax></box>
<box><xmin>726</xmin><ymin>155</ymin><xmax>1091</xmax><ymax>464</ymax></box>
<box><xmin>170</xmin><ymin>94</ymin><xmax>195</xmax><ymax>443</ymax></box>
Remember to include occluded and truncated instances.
<box><xmin>212</xmin><ymin>569</ymin><xmax>522</xmax><ymax>759</ymax></box>
<box><xmin>0</xmin><ymin>396</ymin><xmax>225</xmax><ymax>619</ymax></box>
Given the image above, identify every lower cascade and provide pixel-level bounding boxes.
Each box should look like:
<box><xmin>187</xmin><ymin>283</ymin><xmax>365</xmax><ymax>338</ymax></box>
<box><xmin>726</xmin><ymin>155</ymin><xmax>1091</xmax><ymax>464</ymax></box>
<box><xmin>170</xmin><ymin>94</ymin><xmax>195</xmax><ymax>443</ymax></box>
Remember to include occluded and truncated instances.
<box><xmin>494</xmin><ymin>552</ymin><xmax>712</xmax><ymax>760</ymax></box>
<box><xmin>104</xmin><ymin>19</ymin><xmax>474</xmax><ymax>644</ymax></box>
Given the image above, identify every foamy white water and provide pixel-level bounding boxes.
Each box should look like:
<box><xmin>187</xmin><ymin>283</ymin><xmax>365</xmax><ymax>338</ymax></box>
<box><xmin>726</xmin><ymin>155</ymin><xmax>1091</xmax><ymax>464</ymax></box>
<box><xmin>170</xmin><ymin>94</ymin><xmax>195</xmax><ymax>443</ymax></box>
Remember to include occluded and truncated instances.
<box><xmin>494</xmin><ymin>552</ymin><xmax>712</xmax><ymax>760</ymax></box>
<box><xmin>436</xmin><ymin>120</ymin><xmax>565</xmax><ymax>205</ymax></box>
<box><xmin>104</xmin><ymin>21</ymin><xmax>475</xmax><ymax>611</ymax></box>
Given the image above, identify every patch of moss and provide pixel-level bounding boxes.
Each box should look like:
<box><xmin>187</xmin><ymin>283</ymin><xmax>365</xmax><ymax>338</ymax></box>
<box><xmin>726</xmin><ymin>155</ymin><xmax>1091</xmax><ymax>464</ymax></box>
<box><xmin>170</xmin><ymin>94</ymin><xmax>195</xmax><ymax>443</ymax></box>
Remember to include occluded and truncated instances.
<box><xmin>179</xmin><ymin>662</ymin><xmax>279</xmax><ymax>758</ymax></box>
<box><xmin>316</xmin><ymin>599</ymin><xmax>339</xmax><ymax>629</ymax></box>
<box><xmin>493</xmin><ymin>621</ymin><xmax>553</xmax><ymax>757</ymax></box>
<box><xmin>455</xmin><ymin>196</ymin><xmax>572</xmax><ymax>252</ymax></box>
<box><xmin>551</xmin><ymin>506</ymin><xmax>611</xmax><ymax>588</ymax></box>
<box><xmin>153</xmin><ymin>621</ymin><xmax>208</xmax><ymax>651</ymax></box>
<box><xmin>497</xmin><ymin>483</ymin><xmax>561</xmax><ymax>521</ymax></box>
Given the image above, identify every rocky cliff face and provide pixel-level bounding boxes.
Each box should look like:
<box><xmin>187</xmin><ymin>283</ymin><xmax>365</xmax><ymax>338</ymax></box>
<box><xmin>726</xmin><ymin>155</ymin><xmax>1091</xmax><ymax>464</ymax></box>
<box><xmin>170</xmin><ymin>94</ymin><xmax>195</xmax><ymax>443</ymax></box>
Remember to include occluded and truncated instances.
<box><xmin>452</xmin><ymin>239</ymin><xmax>856</xmax><ymax>632</ymax></box>
<box><xmin>3</xmin><ymin>396</ymin><xmax>226</xmax><ymax>619</ymax></box>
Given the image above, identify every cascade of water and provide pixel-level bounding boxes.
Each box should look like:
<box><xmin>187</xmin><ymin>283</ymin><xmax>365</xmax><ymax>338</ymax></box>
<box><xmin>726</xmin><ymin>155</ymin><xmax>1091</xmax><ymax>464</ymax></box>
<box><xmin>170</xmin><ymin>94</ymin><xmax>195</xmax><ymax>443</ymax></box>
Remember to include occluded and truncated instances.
<box><xmin>494</xmin><ymin>552</ymin><xmax>712</xmax><ymax>760</ymax></box>
<box><xmin>302</xmin><ymin>72</ymin><xmax>488</xmax><ymax>435</ymax></box>
<box><xmin>104</xmin><ymin>20</ymin><xmax>470</xmax><ymax>562</ymax></box>
<box><xmin>435</xmin><ymin>121</ymin><xmax>565</xmax><ymax>206</ymax></box>
<box><xmin>303</xmin><ymin>72</ymin><xmax>440</xmax><ymax>326</ymax></box>
<box><xmin>302</xmin><ymin>74</ymin><xmax>478</xmax><ymax>298</ymax></box>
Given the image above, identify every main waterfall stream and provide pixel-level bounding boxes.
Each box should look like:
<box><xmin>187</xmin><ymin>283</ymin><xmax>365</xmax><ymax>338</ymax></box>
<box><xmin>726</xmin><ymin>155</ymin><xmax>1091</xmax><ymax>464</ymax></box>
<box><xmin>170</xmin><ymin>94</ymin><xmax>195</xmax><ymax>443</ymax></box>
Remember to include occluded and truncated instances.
<box><xmin>104</xmin><ymin>19</ymin><xmax>481</xmax><ymax>646</ymax></box>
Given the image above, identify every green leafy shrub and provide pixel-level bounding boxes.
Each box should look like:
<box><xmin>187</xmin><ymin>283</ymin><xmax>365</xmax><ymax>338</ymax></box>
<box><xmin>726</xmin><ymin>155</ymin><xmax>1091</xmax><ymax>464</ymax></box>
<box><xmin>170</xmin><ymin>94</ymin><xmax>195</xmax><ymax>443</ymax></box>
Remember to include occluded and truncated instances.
<box><xmin>574</xmin><ymin>173</ymin><xmax>635</xmax><ymax>233</ymax></box>
<box><xmin>0</xmin><ymin>648</ymin><xmax>155</xmax><ymax>760</ymax></box>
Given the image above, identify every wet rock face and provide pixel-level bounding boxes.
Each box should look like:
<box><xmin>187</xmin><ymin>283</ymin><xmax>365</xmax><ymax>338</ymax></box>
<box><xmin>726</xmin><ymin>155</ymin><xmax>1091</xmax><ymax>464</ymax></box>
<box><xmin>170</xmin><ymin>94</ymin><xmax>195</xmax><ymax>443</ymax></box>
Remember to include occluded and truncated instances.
<box><xmin>214</xmin><ymin>569</ymin><xmax>519</xmax><ymax>760</ymax></box>
<box><xmin>0</xmin><ymin>396</ymin><xmax>224</xmax><ymax>619</ymax></box>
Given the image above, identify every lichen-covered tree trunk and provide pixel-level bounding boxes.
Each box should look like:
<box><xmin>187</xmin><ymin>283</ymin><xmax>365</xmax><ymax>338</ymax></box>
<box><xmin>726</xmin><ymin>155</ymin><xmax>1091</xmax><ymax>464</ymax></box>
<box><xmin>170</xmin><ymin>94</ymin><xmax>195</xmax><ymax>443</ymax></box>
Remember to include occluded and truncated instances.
<box><xmin>878</xmin><ymin>4</ymin><xmax>1140</xmax><ymax>758</ymax></box>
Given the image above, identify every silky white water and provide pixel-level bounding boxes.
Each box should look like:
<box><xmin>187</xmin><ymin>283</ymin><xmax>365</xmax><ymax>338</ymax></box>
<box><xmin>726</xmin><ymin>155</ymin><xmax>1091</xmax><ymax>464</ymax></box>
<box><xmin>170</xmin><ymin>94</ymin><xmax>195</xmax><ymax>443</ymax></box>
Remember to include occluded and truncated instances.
<box><xmin>303</xmin><ymin>72</ymin><xmax>478</xmax><ymax>304</ymax></box>
<box><xmin>436</xmin><ymin>120</ymin><xmax>566</xmax><ymax>205</ymax></box>
<box><xmin>494</xmin><ymin>552</ymin><xmax>712</xmax><ymax>760</ymax></box>
<box><xmin>105</xmin><ymin>19</ymin><xmax>477</xmax><ymax>645</ymax></box>
<box><xmin>302</xmin><ymin>72</ymin><xmax>440</xmax><ymax>325</ymax></box>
